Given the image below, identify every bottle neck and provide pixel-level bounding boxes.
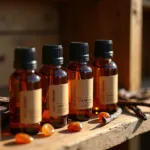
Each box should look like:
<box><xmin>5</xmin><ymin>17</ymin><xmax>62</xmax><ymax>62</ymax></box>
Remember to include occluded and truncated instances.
<box><xmin>70</xmin><ymin>60</ymin><xmax>88</xmax><ymax>65</ymax></box>
<box><xmin>42</xmin><ymin>64</ymin><xmax>62</xmax><ymax>69</ymax></box>
<box><xmin>15</xmin><ymin>69</ymin><xmax>36</xmax><ymax>73</ymax></box>
<box><xmin>95</xmin><ymin>57</ymin><xmax>112</xmax><ymax>65</ymax></box>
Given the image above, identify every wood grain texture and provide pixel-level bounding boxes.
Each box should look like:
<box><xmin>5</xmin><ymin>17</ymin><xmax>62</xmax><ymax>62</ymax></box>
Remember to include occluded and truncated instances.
<box><xmin>129</xmin><ymin>0</ymin><xmax>142</xmax><ymax>90</ymax></box>
<box><xmin>59</xmin><ymin>0</ymin><xmax>142</xmax><ymax>90</ymax></box>
<box><xmin>0</xmin><ymin>0</ymin><xmax>58</xmax><ymax>32</ymax></box>
<box><xmin>1</xmin><ymin>104</ymin><xmax>150</xmax><ymax>150</ymax></box>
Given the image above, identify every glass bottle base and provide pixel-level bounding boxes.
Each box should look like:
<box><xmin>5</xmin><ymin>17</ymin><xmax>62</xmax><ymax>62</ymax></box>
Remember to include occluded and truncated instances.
<box><xmin>68</xmin><ymin>114</ymin><xmax>91</xmax><ymax>121</ymax></box>
<box><xmin>92</xmin><ymin>104</ymin><xmax>117</xmax><ymax>114</ymax></box>
<box><xmin>10</xmin><ymin>123</ymin><xmax>41</xmax><ymax>135</ymax></box>
<box><xmin>69</xmin><ymin>109</ymin><xmax>92</xmax><ymax>121</ymax></box>
<box><xmin>41</xmin><ymin>115</ymin><xmax>68</xmax><ymax>129</ymax></box>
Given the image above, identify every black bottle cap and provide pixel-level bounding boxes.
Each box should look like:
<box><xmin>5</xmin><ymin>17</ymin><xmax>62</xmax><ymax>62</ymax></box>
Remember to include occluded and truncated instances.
<box><xmin>14</xmin><ymin>47</ymin><xmax>37</xmax><ymax>70</ymax></box>
<box><xmin>42</xmin><ymin>44</ymin><xmax>63</xmax><ymax>65</ymax></box>
<box><xmin>69</xmin><ymin>42</ymin><xmax>89</xmax><ymax>61</ymax></box>
<box><xmin>95</xmin><ymin>40</ymin><xmax>113</xmax><ymax>58</ymax></box>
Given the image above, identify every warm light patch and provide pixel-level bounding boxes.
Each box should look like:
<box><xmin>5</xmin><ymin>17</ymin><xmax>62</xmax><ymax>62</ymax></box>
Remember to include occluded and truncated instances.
<box><xmin>95</xmin><ymin>107</ymin><xmax>98</xmax><ymax>110</ymax></box>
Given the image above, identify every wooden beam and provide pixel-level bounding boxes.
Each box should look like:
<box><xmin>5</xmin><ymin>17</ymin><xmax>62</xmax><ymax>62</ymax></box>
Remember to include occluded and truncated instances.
<box><xmin>130</xmin><ymin>0</ymin><xmax>142</xmax><ymax>90</ymax></box>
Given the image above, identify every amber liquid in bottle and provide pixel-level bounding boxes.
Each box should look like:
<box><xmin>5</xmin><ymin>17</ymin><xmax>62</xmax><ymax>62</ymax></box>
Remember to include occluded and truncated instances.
<box><xmin>9</xmin><ymin>70</ymin><xmax>41</xmax><ymax>135</ymax></box>
<box><xmin>67</xmin><ymin>42</ymin><xmax>93</xmax><ymax>121</ymax></box>
<box><xmin>39</xmin><ymin>44</ymin><xmax>68</xmax><ymax>128</ymax></box>
<box><xmin>9</xmin><ymin>47</ymin><xmax>42</xmax><ymax>135</ymax></box>
<box><xmin>92</xmin><ymin>40</ymin><xmax>118</xmax><ymax>114</ymax></box>
<box><xmin>67</xmin><ymin>61</ymin><xmax>93</xmax><ymax>121</ymax></box>
<box><xmin>92</xmin><ymin>58</ymin><xmax>118</xmax><ymax>114</ymax></box>
<box><xmin>39</xmin><ymin>65</ymin><xmax>68</xmax><ymax>128</ymax></box>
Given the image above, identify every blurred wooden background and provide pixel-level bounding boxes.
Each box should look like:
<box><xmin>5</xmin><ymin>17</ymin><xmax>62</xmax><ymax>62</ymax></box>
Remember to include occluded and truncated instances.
<box><xmin>0</xmin><ymin>0</ymin><xmax>59</xmax><ymax>87</ymax></box>
<box><xmin>0</xmin><ymin>0</ymin><xmax>150</xmax><ymax>149</ymax></box>
<box><xmin>0</xmin><ymin>0</ymin><xmax>144</xmax><ymax>92</ymax></box>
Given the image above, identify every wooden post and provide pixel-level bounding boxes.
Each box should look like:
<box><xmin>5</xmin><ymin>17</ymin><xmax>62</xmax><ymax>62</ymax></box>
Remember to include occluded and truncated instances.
<box><xmin>130</xmin><ymin>0</ymin><xmax>142</xmax><ymax>90</ymax></box>
<box><xmin>59</xmin><ymin>0</ymin><xmax>142</xmax><ymax>90</ymax></box>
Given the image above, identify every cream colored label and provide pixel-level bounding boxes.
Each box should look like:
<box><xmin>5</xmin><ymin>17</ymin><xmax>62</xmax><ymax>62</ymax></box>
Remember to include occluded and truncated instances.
<box><xmin>49</xmin><ymin>83</ymin><xmax>69</xmax><ymax>116</ymax></box>
<box><xmin>20</xmin><ymin>88</ymin><xmax>42</xmax><ymax>124</ymax></box>
<box><xmin>69</xmin><ymin>78</ymin><xmax>93</xmax><ymax>110</ymax></box>
<box><xmin>99</xmin><ymin>75</ymin><xmax>118</xmax><ymax>104</ymax></box>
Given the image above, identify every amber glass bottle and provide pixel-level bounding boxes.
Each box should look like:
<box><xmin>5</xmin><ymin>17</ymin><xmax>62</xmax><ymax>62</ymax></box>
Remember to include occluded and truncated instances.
<box><xmin>9</xmin><ymin>47</ymin><xmax>42</xmax><ymax>135</ymax></box>
<box><xmin>67</xmin><ymin>42</ymin><xmax>93</xmax><ymax>121</ymax></box>
<box><xmin>39</xmin><ymin>45</ymin><xmax>68</xmax><ymax>128</ymax></box>
<box><xmin>92</xmin><ymin>40</ymin><xmax>118</xmax><ymax>114</ymax></box>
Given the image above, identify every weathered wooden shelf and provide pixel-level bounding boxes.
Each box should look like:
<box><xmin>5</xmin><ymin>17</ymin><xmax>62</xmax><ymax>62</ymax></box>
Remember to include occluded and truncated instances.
<box><xmin>1</xmin><ymin>104</ymin><xmax>150</xmax><ymax>150</ymax></box>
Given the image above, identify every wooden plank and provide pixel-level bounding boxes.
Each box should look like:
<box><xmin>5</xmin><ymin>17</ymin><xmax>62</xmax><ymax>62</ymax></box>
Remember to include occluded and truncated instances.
<box><xmin>0</xmin><ymin>35</ymin><xmax>59</xmax><ymax>86</ymax></box>
<box><xmin>59</xmin><ymin>0</ymin><xmax>142</xmax><ymax>90</ymax></box>
<box><xmin>129</xmin><ymin>0</ymin><xmax>142</xmax><ymax>90</ymax></box>
<box><xmin>0</xmin><ymin>0</ymin><xmax>58</xmax><ymax>32</ymax></box>
<box><xmin>1</xmin><ymin>103</ymin><xmax>150</xmax><ymax>150</ymax></box>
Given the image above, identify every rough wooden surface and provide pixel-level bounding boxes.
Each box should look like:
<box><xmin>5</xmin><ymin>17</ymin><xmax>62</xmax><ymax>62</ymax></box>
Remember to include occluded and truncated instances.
<box><xmin>1</xmin><ymin>103</ymin><xmax>150</xmax><ymax>150</ymax></box>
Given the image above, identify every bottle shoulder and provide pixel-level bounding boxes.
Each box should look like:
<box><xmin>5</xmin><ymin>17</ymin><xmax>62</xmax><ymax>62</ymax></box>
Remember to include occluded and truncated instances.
<box><xmin>39</xmin><ymin>65</ymin><xmax>67</xmax><ymax>78</ymax></box>
<box><xmin>67</xmin><ymin>62</ymin><xmax>92</xmax><ymax>73</ymax></box>
<box><xmin>93</xmin><ymin>60</ymin><xmax>117</xmax><ymax>70</ymax></box>
<box><xmin>10</xmin><ymin>70</ymin><xmax>41</xmax><ymax>83</ymax></box>
<box><xmin>108</xmin><ymin>61</ymin><xmax>117</xmax><ymax>69</ymax></box>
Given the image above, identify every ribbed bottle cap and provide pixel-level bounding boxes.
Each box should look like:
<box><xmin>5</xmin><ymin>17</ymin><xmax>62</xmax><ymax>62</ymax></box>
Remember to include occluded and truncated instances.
<box><xmin>42</xmin><ymin>44</ymin><xmax>63</xmax><ymax>65</ymax></box>
<box><xmin>69</xmin><ymin>42</ymin><xmax>89</xmax><ymax>61</ymax></box>
<box><xmin>14</xmin><ymin>47</ymin><xmax>37</xmax><ymax>70</ymax></box>
<box><xmin>95</xmin><ymin>40</ymin><xmax>113</xmax><ymax>58</ymax></box>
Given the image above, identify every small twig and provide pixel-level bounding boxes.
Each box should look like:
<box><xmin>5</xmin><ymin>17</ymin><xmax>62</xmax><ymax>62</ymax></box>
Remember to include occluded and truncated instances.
<box><xmin>127</xmin><ymin>105</ymin><xmax>147</xmax><ymax>120</ymax></box>
<box><xmin>0</xmin><ymin>97</ymin><xmax>9</xmax><ymax>104</ymax></box>
<box><xmin>118</xmin><ymin>89</ymin><xmax>135</xmax><ymax>100</ymax></box>
<box><xmin>118</xmin><ymin>99</ymin><xmax>150</xmax><ymax>107</ymax></box>
<box><xmin>102</xmin><ymin>107</ymin><xmax>122</xmax><ymax>124</ymax></box>
<box><xmin>0</xmin><ymin>106</ymin><xmax>7</xmax><ymax>112</ymax></box>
